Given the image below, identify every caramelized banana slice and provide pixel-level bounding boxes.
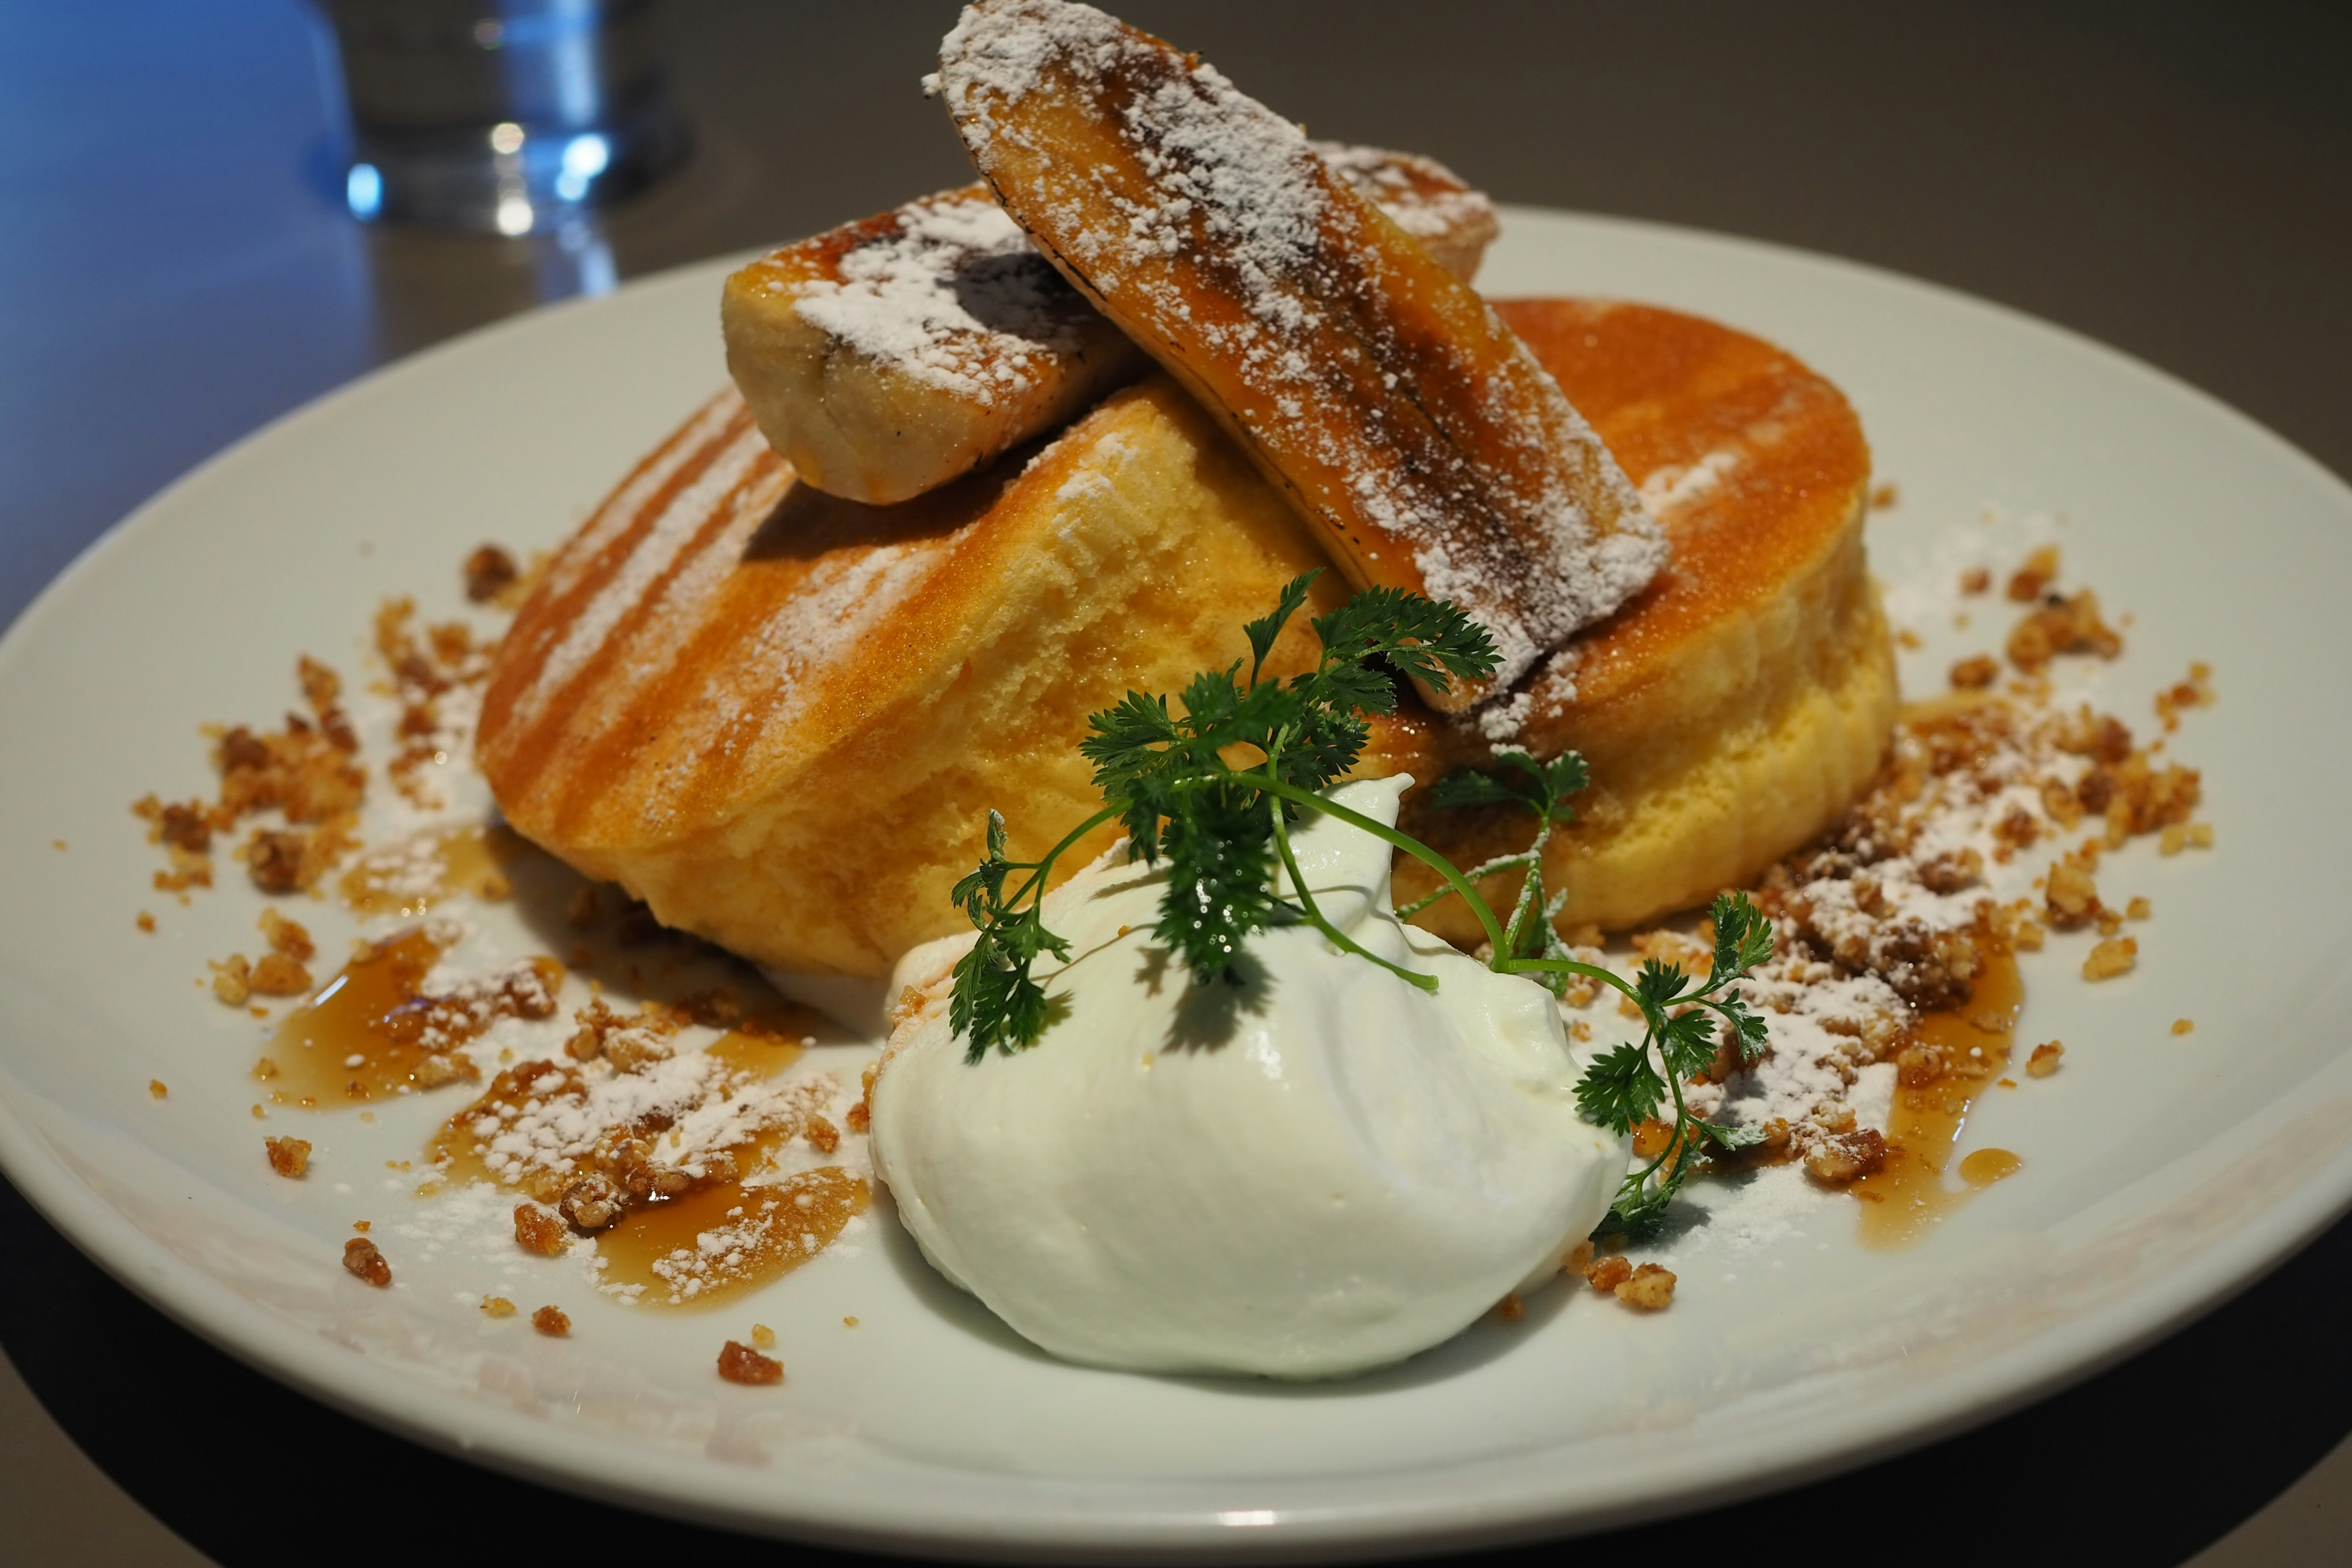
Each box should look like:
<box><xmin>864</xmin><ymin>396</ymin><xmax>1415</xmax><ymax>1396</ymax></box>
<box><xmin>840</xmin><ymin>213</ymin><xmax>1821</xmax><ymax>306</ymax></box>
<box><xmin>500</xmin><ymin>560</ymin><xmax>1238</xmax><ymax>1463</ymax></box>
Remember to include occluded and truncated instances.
<box><xmin>1314</xmin><ymin>142</ymin><xmax>1499</xmax><ymax>283</ymax></box>
<box><xmin>936</xmin><ymin>0</ymin><xmax>1665</xmax><ymax>708</ymax></box>
<box><xmin>723</xmin><ymin>147</ymin><xmax>1498</xmax><ymax>508</ymax></box>
<box><xmin>722</xmin><ymin>186</ymin><xmax>1147</xmax><ymax>505</ymax></box>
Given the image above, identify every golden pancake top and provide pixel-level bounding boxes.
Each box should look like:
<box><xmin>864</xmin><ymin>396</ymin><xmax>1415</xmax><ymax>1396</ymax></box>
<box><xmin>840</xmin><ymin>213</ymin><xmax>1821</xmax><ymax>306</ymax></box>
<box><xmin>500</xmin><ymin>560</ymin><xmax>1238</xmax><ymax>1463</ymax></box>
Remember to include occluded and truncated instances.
<box><xmin>1370</xmin><ymin>297</ymin><xmax>1874</xmax><ymax>772</ymax></box>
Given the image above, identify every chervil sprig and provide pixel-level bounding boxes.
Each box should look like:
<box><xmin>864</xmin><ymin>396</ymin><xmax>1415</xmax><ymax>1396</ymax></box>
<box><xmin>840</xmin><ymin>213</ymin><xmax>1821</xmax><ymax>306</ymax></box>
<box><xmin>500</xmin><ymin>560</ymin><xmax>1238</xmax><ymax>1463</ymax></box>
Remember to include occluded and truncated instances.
<box><xmin>1406</xmin><ymin>747</ymin><xmax>1589</xmax><ymax>991</ymax></box>
<box><xmin>952</xmin><ymin>570</ymin><xmax>1498</xmax><ymax>1057</ymax></box>
<box><xmin>945</xmin><ymin>575</ymin><xmax>1774</xmax><ymax>1228</ymax></box>
<box><xmin>1553</xmin><ymin>893</ymin><xmax>1774</xmax><ymax>1232</ymax></box>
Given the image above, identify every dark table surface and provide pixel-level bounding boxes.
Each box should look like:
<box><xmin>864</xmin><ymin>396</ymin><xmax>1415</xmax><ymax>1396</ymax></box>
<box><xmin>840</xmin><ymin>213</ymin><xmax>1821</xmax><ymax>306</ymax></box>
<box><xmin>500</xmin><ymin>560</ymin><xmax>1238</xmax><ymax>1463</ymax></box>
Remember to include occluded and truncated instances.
<box><xmin>4</xmin><ymin>3</ymin><xmax>2350</xmax><ymax>1562</ymax></box>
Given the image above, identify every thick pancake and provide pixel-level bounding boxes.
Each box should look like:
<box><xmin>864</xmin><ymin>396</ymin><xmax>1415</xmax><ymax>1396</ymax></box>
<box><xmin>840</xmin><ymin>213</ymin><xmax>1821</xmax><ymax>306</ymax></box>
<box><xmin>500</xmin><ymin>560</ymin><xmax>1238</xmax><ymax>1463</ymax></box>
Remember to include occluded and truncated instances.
<box><xmin>1373</xmin><ymin>298</ymin><xmax>1895</xmax><ymax>941</ymax></box>
<box><xmin>479</xmin><ymin>375</ymin><xmax>1349</xmax><ymax>976</ymax></box>
<box><xmin>479</xmin><ymin>299</ymin><xmax>1891</xmax><ymax>976</ymax></box>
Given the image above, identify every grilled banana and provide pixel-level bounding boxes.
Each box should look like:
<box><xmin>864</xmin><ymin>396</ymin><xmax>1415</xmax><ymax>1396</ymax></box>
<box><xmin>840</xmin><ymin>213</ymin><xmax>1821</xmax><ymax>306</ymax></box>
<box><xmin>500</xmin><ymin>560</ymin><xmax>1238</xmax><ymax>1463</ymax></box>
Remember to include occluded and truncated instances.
<box><xmin>722</xmin><ymin>186</ymin><xmax>1146</xmax><ymax>507</ymax></box>
<box><xmin>722</xmin><ymin>148</ymin><xmax>1499</xmax><ymax>509</ymax></box>
<box><xmin>936</xmin><ymin>0</ymin><xmax>1665</xmax><ymax>709</ymax></box>
<box><xmin>1314</xmin><ymin>142</ymin><xmax>1499</xmax><ymax>284</ymax></box>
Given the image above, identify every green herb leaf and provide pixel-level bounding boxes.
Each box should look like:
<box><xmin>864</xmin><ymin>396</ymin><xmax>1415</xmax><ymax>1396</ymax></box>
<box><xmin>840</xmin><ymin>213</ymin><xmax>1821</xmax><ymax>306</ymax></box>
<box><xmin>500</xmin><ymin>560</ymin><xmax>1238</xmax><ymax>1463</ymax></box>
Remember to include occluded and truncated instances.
<box><xmin>1573</xmin><ymin>1039</ymin><xmax>1666</xmax><ymax>1134</ymax></box>
<box><xmin>1657</xmin><ymin>1007</ymin><xmax>1720</xmax><ymax>1082</ymax></box>
<box><xmin>1428</xmin><ymin>768</ymin><xmax>1525</xmax><ymax>812</ymax></box>
<box><xmin>1154</xmin><ymin>783</ymin><xmax>1281</xmax><ymax>981</ymax></box>
<box><xmin>1243</xmin><ymin>569</ymin><xmax>1320</xmax><ymax>685</ymax></box>
<box><xmin>1309</xmin><ymin>586</ymin><xmax>1499</xmax><ymax>697</ymax></box>
<box><xmin>1708</xmin><ymin>890</ymin><xmax>1774</xmax><ymax>981</ymax></box>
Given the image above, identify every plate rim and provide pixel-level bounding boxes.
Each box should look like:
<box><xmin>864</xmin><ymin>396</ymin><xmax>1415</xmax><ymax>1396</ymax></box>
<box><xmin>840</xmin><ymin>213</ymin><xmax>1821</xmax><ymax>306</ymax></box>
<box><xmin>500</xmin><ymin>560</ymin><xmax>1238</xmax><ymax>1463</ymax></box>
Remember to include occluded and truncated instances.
<box><xmin>4</xmin><ymin>204</ymin><xmax>2351</xmax><ymax>1561</ymax></box>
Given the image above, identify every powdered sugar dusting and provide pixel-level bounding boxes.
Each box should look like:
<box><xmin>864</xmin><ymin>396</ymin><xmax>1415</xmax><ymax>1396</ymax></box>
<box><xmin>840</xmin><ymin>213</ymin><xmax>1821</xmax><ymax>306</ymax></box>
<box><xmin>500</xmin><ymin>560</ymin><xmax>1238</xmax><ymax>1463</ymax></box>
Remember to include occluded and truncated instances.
<box><xmin>1638</xmin><ymin>448</ymin><xmax>1741</xmax><ymax>516</ymax></box>
<box><xmin>937</xmin><ymin>0</ymin><xmax>1666</xmax><ymax>692</ymax></box>
<box><xmin>1310</xmin><ymin>141</ymin><xmax>1499</xmax><ymax>250</ymax></box>
<box><xmin>790</xmin><ymin>192</ymin><xmax>1084</xmax><ymax>404</ymax></box>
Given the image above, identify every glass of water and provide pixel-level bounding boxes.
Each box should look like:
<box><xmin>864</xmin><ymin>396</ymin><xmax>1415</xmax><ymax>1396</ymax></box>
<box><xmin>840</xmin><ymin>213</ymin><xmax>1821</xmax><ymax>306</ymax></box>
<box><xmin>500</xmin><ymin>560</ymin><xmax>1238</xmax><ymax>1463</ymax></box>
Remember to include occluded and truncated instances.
<box><xmin>311</xmin><ymin>0</ymin><xmax>690</xmax><ymax>234</ymax></box>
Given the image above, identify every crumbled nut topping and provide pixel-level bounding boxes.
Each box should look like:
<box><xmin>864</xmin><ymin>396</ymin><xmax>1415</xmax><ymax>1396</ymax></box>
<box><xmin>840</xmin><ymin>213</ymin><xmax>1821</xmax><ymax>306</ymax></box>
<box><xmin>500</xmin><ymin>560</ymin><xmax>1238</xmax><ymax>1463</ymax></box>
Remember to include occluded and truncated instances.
<box><xmin>249</xmin><ymin>952</ymin><xmax>312</xmax><ymax>997</ymax></box>
<box><xmin>1615</xmin><ymin>1262</ymin><xmax>1676</xmax><ymax>1311</ymax></box>
<box><xmin>2006</xmin><ymin>544</ymin><xmax>2061</xmax><ymax>601</ymax></box>
<box><xmin>265</xmin><ymin>1136</ymin><xmax>311</xmax><ymax>1177</ymax></box>
<box><xmin>463</xmin><ymin>544</ymin><xmax>521</xmax><ymax>605</ymax></box>
<box><xmin>260</xmin><ymin>909</ymin><xmax>314</xmax><ymax>960</ymax></box>
<box><xmin>2007</xmin><ymin>589</ymin><xmax>2122</xmax><ymax>673</ymax></box>
<box><xmin>531</xmin><ymin>1305</ymin><xmax>571</xmax><ymax>1337</ymax></box>
<box><xmin>1584</xmin><ymin>1253</ymin><xmax>1632</xmax><ymax>1294</ymax></box>
<box><xmin>1950</xmin><ymin>654</ymin><xmax>1999</xmax><ymax>690</ymax></box>
<box><xmin>718</xmin><ymin>1340</ymin><xmax>784</xmax><ymax>1384</ymax></box>
<box><xmin>2082</xmin><ymin>937</ymin><xmax>2137</xmax><ymax>981</ymax></box>
<box><xmin>342</xmin><ymin>1237</ymin><xmax>391</xmax><ymax>1287</ymax></box>
<box><xmin>513</xmin><ymin>1201</ymin><xmax>570</xmax><ymax>1257</ymax></box>
<box><xmin>209</xmin><ymin>955</ymin><xmax>251</xmax><ymax>1006</ymax></box>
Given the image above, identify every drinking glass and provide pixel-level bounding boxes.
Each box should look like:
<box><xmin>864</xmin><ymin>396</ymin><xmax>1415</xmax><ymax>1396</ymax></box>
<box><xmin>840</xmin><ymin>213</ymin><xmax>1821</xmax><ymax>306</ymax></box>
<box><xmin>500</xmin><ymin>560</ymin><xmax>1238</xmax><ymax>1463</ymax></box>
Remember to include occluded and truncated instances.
<box><xmin>311</xmin><ymin>0</ymin><xmax>690</xmax><ymax>233</ymax></box>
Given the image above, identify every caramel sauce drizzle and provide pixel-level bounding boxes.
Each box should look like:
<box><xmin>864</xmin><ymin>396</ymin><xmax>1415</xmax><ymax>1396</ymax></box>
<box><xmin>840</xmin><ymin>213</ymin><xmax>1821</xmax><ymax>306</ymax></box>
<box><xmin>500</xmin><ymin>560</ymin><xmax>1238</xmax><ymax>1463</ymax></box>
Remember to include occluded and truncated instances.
<box><xmin>428</xmin><ymin>1022</ymin><xmax>861</xmax><ymax>1310</ymax></box>
<box><xmin>1853</xmin><ymin>947</ymin><xmax>2026</xmax><ymax>1248</ymax></box>
<box><xmin>340</xmin><ymin>823</ymin><xmax>524</xmax><ymax>918</ymax></box>
<box><xmin>595</xmin><ymin>1165</ymin><xmax>869</xmax><ymax>1310</ymax></box>
<box><xmin>259</xmin><ymin>928</ymin><xmax>562</xmax><ymax>1105</ymax></box>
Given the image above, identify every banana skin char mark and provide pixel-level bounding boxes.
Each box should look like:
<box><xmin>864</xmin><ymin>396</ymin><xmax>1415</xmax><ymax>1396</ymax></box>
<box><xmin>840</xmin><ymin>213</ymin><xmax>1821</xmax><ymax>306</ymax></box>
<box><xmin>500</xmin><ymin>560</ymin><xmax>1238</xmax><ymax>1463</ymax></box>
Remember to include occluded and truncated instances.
<box><xmin>933</xmin><ymin>0</ymin><xmax>1667</xmax><ymax>712</ymax></box>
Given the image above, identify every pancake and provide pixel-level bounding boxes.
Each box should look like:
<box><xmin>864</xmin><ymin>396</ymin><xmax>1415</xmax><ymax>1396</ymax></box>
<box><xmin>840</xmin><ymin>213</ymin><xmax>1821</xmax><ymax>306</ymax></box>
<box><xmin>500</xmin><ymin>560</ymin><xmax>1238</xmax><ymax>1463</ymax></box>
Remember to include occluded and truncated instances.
<box><xmin>1375</xmin><ymin>298</ymin><xmax>1894</xmax><ymax>942</ymax></box>
<box><xmin>478</xmin><ymin>298</ymin><xmax>1891</xmax><ymax>976</ymax></box>
<box><xmin>478</xmin><ymin>375</ymin><xmax>1348</xmax><ymax>977</ymax></box>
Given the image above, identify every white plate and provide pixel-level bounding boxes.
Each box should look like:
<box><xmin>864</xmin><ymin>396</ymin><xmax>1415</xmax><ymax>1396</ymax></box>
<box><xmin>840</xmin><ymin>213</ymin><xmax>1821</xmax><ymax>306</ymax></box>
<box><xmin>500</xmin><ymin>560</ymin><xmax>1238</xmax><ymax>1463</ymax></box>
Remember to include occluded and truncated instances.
<box><xmin>2</xmin><ymin>208</ymin><xmax>2348</xmax><ymax>1561</ymax></box>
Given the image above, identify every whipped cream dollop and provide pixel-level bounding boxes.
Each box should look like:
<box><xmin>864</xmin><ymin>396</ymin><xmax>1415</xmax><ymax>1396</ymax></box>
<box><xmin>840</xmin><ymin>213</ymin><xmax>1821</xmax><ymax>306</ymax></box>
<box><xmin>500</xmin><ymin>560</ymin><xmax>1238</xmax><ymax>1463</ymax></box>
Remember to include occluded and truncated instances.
<box><xmin>870</xmin><ymin>777</ymin><xmax>1628</xmax><ymax>1379</ymax></box>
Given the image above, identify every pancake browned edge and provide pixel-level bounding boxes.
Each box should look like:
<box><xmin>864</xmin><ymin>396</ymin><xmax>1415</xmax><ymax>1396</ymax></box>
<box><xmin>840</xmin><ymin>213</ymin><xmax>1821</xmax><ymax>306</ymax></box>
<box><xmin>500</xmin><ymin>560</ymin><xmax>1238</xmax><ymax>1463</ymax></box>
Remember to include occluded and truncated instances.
<box><xmin>477</xmin><ymin>298</ymin><xmax>1892</xmax><ymax>978</ymax></box>
<box><xmin>1373</xmin><ymin>298</ymin><xmax>1894</xmax><ymax>944</ymax></box>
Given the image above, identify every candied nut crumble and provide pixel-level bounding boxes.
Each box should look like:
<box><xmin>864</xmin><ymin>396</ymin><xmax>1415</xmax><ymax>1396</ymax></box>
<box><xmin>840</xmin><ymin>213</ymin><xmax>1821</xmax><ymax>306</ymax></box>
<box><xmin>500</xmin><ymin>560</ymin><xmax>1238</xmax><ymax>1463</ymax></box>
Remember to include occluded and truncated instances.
<box><xmin>2172</xmin><ymin>1018</ymin><xmax>2195</xmax><ymax>1036</ymax></box>
<box><xmin>2007</xmin><ymin>589</ymin><xmax>2122</xmax><ymax>673</ymax></box>
<box><xmin>1616</xmin><ymin>1263</ymin><xmax>1676</xmax><ymax>1311</ymax></box>
<box><xmin>2027</xmin><ymin>1041</ymin><xmax>2064</xmax><ymax>1077</ymax></box>
<box><xmin>1950</xmin><ymin>654</ymin><xmax>2000</xmax><ymax>691</ymax></box>
<box><xmin>463</xmin><ymin>545</ymin><xmax>520</xmax><ymax>604</ymax></box>
<box><xmin>513</xmin><ymin>1201</ymin><xmax>570</xmax><ymax>1257</ymax></box>
<box><xmin>531</xmin><ymin>1305</ymin><xmax>571</xmax><ymax>1337</ymax></box>
<box><xmin>2082</xmin><ymin>937</ymin><xmax>2138</xmax><ymax>981</ymax></box>
<box><xmin>260</xmin><ymin>909</ymin><xmax>314</xmax><ymax>960</ymax></box>
<box><xmin>248</xmin><ymin>952</ymin><xmax>312</xmax><ymax>997</ymax></box>
<box><xmin>1584</xmin><ymin>1253</ymin><xmax>1632</xmax><ymax>1294</ymax></box>
<box><xmin>148</xmin><ymin>1079</ymin><xmax>168</xmax><ymax>1099</ymax></box>
<box><xmin>342</xmin><ymin>1237</ymin><xmax>391</xmax><ymax>1287</ymax></box>
<box><xmin>718</xmin><ymin>1340</ymin><xmax>784</xmax><ymax>1385</ymax></box>
<box><xmin>482</xmin><ymin>1296</ymin><xmax>516</xmax><ymax>1318</ymax></box>
<box><xmin>265</xmin><ymin>1136</ymin><xmax>312</xmax><ymax>1178</ymax></box>
<box><xmin>1804</xmin><ymin>1128</ymin><xmax>1887</xmax><ymax>1185</ymax></box>
<box><xmin>750</xmin><ymin>1323</ymin><xmax>776</xmax><ymax>1349</ymax></box>
<box><xmin>2006</xmin><ymin>545</ymin><xmax>2061</xmax><ymax>602</ymax></box>
<box><xmin>804</xmin><ymin>1114</ymin><xmax>842</xmax><ymax>1155</ymax></box>
<box><xmin>209</xmin><ymin>955</ymin><xmax>252</xmax><ymax>1006</ymax></box>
